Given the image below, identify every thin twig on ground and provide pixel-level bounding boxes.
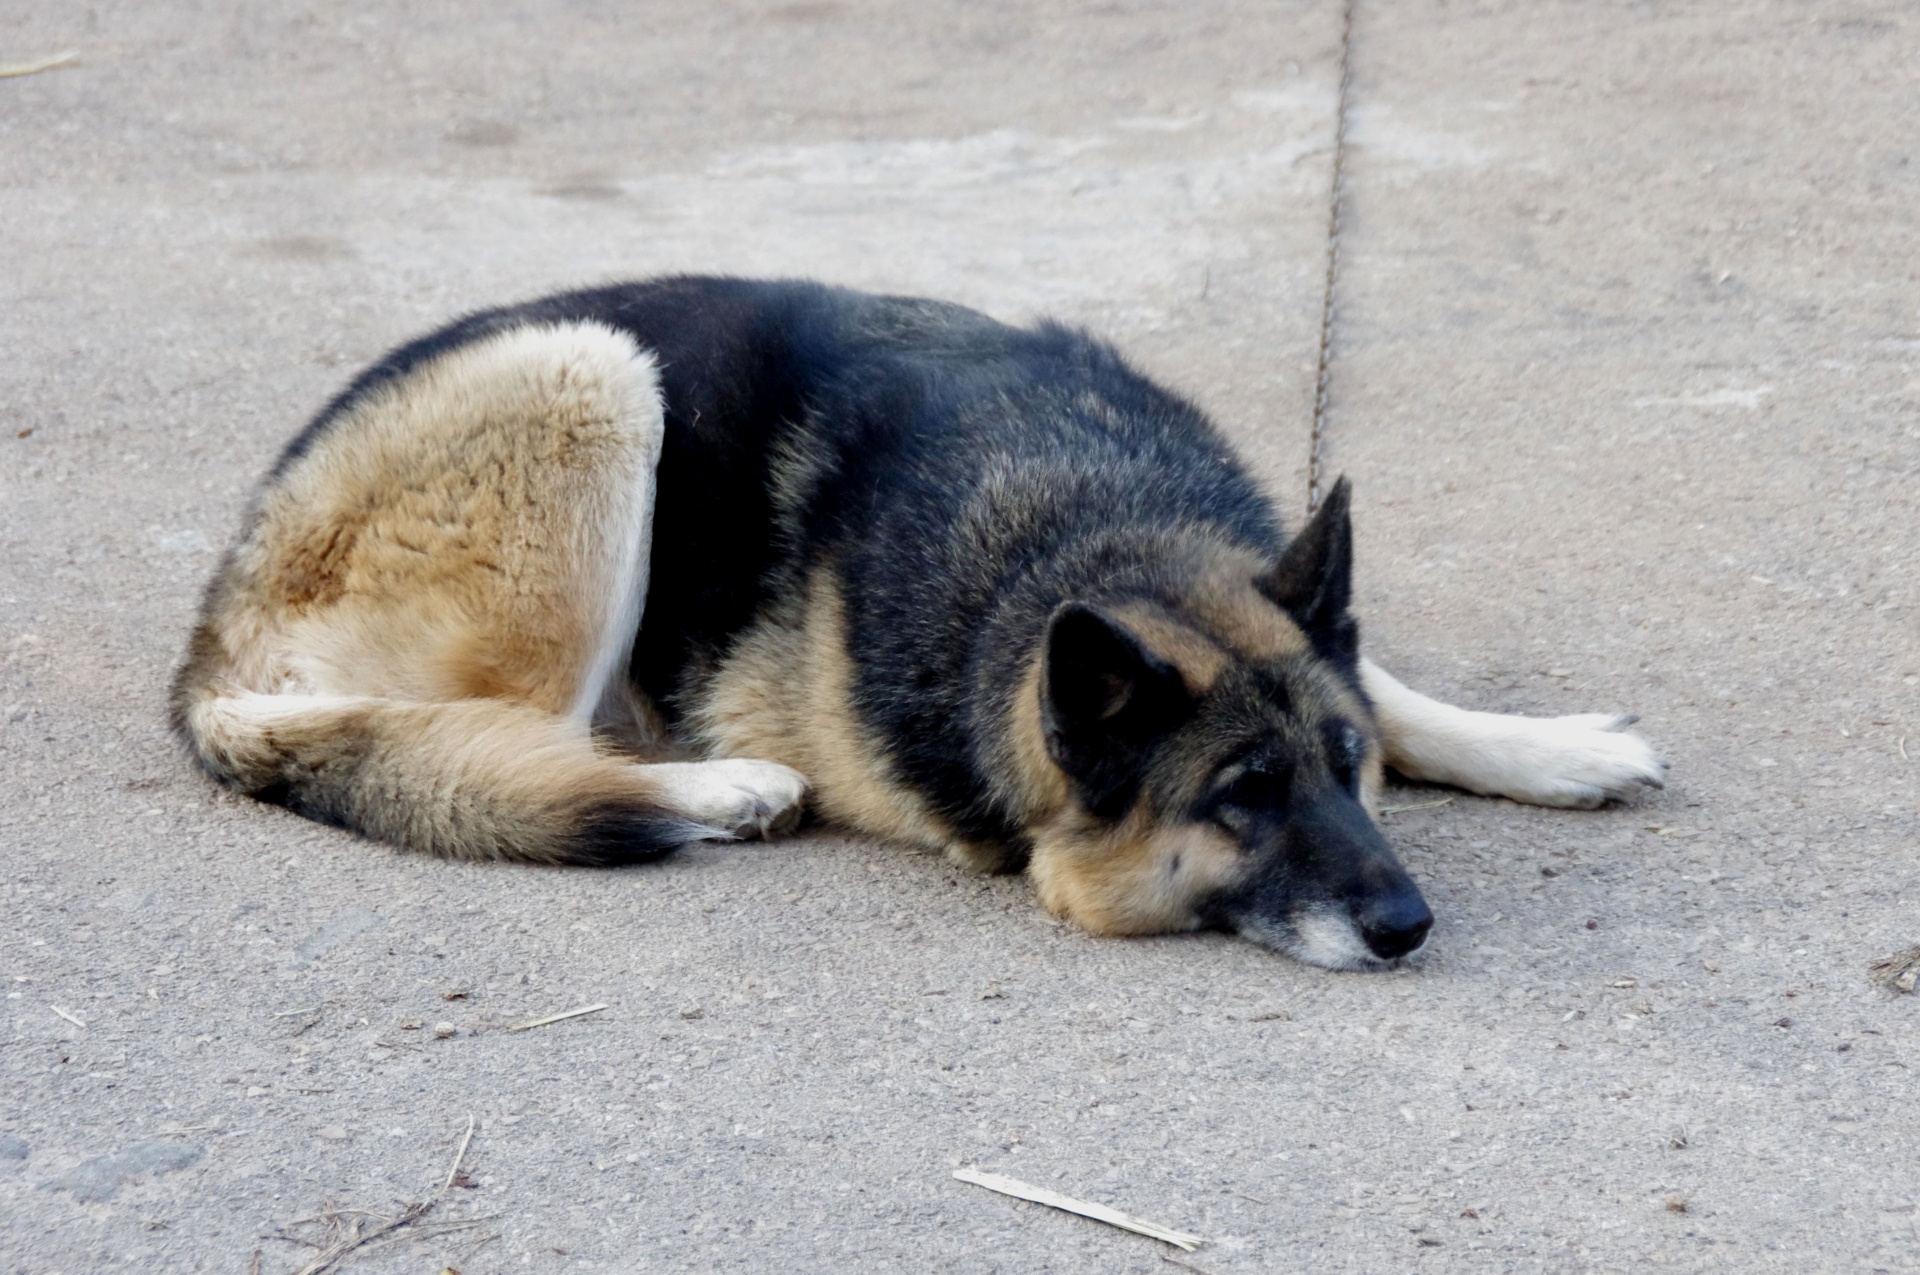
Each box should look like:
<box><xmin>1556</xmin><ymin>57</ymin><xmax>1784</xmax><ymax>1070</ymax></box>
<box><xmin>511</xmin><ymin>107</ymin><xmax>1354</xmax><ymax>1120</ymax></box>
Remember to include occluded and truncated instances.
<box><xmin>288</xmin><ymin>1204</ymin><xmax>427</xmax><ymax>1275</ymax></box>
<box><xmin>456</xmin><ymin>1229</ymin><xmax>503</xmax><ymax>1261</ymax></box>
<box><xmin>953</xmin><ymin>1168</ymin><xmax>1206</xmax><ymax>1251</ymax></box>
<box><xmin>1378</xmin><ymin>796</ymin><xmax>1455</xmax><ymax>815</ymax></box>
<box><xmin>505</xmin><ymin>1003</ymin><xmax>607</xmax><ymax>1033</ymax></box>
<box><xmin>282</xmin><ymin>1114</ymin><xmax>478</xmax><ymax>1275</ymax></box>
<box><xmin>0</xmin><ymin>51</ymin><xmax>78</xmax><ymax>78</ymax></box>
<box><xmin>1162</xmin><ymin>1252</ymin><xmax>1219</xmax><ymax>1275</ymax></box>
<box><xmin>347</xmin><ymin>1217</ymin><xmax>492</xmax><ymax>1261</ymax></box>
<box><xmin>443</xmin><ymin>1115</ymin><xmax>475</xmax><ymax>1193</ymax></box>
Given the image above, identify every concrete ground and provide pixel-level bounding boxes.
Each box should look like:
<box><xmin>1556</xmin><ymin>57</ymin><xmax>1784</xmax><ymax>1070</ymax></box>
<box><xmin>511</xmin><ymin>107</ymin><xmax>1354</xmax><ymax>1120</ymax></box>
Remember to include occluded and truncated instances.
<box><xmin>2</xmin><ymin>1</ymin><xmax>1915</xmax><ymax>1270</ymax></box>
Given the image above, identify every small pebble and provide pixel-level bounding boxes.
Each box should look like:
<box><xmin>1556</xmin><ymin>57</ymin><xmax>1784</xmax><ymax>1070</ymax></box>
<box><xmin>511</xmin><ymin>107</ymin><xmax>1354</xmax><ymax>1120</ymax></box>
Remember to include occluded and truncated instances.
<box><xmin>434</xmin><ymin>1021</ymin><xmax>456</xmax><ymax>1038</ymax></box>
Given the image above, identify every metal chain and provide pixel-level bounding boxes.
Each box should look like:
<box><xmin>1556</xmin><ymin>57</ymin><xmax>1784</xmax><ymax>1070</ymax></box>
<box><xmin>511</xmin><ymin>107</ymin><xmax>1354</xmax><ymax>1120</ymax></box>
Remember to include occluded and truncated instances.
<box><xmin>1307</xmin><ymin>0</ymin><xmax>1356</xmax><ymax>515</ymax></box>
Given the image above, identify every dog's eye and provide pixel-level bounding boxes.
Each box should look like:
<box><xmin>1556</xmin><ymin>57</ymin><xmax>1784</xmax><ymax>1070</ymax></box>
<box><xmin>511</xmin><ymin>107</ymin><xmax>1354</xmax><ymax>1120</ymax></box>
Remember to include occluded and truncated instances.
<box><xmin>1219</xmin><ymin>766</ymin><xmax>1292</xmax><ymax>814</ymax></box>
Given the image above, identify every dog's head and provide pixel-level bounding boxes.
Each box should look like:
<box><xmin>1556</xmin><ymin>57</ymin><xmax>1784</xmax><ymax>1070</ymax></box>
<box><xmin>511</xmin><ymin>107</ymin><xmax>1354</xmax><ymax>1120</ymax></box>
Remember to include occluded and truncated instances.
<box><xmin>1024</xmin><ymin>480</ymin><xmax>1432</xmax><ymax>970</ymax></box>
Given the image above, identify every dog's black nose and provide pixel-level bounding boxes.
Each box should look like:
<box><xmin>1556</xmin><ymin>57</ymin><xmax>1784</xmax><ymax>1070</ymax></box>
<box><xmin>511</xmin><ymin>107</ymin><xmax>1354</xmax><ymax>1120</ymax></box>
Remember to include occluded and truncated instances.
<box><xmin>1359</xmin><ymin>893</ymin><xmax>1433</xmax><ymax>960</ymax></box>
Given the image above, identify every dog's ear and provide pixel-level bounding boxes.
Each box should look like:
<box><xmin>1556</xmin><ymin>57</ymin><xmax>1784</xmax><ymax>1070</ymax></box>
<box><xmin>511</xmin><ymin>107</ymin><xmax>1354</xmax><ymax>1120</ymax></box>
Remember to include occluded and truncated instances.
<box><xmin>1259</xmin><ymin>475</ymin><xmax>1359</xmax><ymax>665</ymax></box>
<box><xmin>1040</xmin><ymin>603</ymin><xmax>1193</xmax><ymax>819</ymax></box>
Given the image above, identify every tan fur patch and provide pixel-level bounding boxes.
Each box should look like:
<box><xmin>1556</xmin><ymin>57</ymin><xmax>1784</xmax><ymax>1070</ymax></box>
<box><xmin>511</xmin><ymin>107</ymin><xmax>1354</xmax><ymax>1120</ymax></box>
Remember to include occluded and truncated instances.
<box><xmin>1001</xmin><ymin>652</ymin><xmax>1072</xmax><ymax>821</ymax></box>
<box><xmin>1028</xmin><ymin>801</ymin><xmax>1251</xmax><ymax>936</ymax></box>
<box><xmin>1107</xmin><ymin>602</ymin><xmax>1228</xmax><ymax>693</ymax></box>
<box><xmin>1179</xmin><ymin>548</ymin><xmax>1311</xmax><ymax>662</ymax></box>
<box><xmin>693</xmin><ymin>565</ymin><xmax>961</xmax><ymax>854</ymax></box>
<box><xmin>194</xmin><ymin>321</ymin><xmax>661</xmax><ymax>718</ymax></box>
<box><xmin>167</xmin><ymin>321</ymin><xmax>699</xmax><ymax>863</ymax></box>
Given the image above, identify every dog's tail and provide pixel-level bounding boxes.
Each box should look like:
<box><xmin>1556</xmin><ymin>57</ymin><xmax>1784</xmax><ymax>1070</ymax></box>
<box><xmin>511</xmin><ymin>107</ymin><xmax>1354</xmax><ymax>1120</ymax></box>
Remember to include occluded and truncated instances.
<box><xmin>169</xmin><ymin>679</ymin><xmax>716</xmax><ymax>865</ymax></box>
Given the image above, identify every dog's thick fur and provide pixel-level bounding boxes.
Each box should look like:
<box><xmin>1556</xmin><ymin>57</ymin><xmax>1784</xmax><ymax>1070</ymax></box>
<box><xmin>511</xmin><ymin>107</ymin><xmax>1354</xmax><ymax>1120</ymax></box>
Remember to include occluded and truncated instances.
<box><xmin>173</xmin><ymin>277</ymin><xmax>1665</xmax><ymax>968</ymax></box>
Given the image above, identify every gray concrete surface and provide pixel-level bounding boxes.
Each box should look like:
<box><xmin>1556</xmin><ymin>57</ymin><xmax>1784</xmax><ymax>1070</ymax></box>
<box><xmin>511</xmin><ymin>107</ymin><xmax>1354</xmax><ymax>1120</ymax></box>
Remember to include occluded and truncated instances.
<box><xmin>2</xmin><ymin>1</ymin><xmax>1915</xmax><ymax>1271</ymax></box>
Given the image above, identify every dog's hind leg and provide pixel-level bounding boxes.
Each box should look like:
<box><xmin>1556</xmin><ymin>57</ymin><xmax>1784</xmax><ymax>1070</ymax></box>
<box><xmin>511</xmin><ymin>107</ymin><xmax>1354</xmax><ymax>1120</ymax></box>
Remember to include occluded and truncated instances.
<box><xmin>175</xmin><ymin>319</ymin><xmax>807</xmax><ymax>861</ymax></box>
<box><xmin>1359</xmin><ymin>659</ymin><xmax>1666</xmax><ymax>809</ymax></box>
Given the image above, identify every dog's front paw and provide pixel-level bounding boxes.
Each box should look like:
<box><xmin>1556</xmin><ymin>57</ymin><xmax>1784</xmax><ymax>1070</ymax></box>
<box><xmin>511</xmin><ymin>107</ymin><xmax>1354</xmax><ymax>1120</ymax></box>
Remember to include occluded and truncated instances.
<box><xmin>649</xmin><ymin>758</ymin><xmax>811</xmax><ymax>840</ymax></box>
<box><xmin>1492</xmin><ymin>713</ymin><xmax>1667</xmax><ymax>809</ymax></box>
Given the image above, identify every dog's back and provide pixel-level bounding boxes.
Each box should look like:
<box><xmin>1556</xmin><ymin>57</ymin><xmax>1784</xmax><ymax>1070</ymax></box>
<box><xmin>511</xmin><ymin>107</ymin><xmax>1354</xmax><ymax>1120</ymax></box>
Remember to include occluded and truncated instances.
<box><xmin>282</xmin><ymin>278</ymin><xmax>1284</xmax><ymax>703</ymax></box>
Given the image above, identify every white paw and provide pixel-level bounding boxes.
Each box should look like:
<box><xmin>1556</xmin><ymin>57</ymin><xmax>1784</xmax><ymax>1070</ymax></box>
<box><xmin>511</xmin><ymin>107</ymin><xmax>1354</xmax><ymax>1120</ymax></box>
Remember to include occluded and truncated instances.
<box><xmin>647</xmin><ymin>758</ymin><xmax>811</xmax><ymax>840</ymax></box>
<box><xmin>1484</xmin><ymin>713</ymin><xmax>1668</xmax><ymax>809</ymax></box>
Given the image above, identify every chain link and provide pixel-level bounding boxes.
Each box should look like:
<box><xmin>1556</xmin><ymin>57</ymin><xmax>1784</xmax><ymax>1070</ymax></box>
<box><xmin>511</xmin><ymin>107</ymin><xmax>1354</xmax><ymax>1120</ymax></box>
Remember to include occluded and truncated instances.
<box><xmin>1307</xmin><ymin>0</ymin><xmax>1356</xmax><ymax>515</ymax></box>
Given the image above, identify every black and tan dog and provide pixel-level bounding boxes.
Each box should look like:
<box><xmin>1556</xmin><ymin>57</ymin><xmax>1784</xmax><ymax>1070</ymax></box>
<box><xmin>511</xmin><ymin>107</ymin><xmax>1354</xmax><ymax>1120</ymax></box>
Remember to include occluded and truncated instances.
<box><xmin>173</xmin><ymin>277</ymin><xmax>1664</xmax><ymax>969</ymax></box>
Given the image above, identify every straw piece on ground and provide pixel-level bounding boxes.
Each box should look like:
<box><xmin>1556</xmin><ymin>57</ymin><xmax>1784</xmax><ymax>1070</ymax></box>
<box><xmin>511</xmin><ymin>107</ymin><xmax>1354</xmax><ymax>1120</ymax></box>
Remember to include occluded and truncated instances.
<box><xmin>0</xmin><ymin>51</ymin><xmax>78</xmax><ymax>78</ymax></box>
<box><xmin>505</xmin><ymin>1003</ymin><xmax>607</xmax><ymax>1033</ymax></box>
<box><xmin>286</xmin><ymin>1114</ymin><xmax>478</xmax><ymax>1275</ymax></box>
<box><xmin>443</xmin><ymin>1115</ymin><xmax>475</xmax><ymax>1192</ymax></box>
<box><xmin>953</xmin><ymin>1168</ymin><xmax>1206</xmax><ymax>1251</ymax></box>
<box><xmin>1378</xmin><ymin>796</ymin><xmax>1454</xmax><ymax>815</ymax></box>
<box><xmin>1162</xmin><ymin>1252</ymin><xmax>1220</xmax><ymax>1275</ymax></box>
<box><xmin>51</xmin><ymin>1004</ymin><xmax>86</xmax><ymax>1028</ymax></box>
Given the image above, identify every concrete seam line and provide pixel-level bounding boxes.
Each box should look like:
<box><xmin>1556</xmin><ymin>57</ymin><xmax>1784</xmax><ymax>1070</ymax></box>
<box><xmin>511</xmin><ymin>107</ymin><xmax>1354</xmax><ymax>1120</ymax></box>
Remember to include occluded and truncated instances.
<box><xmin>1307</xmin><ymin>0</ymin><xmax>1356</xmax><ymax>516</ymax></box>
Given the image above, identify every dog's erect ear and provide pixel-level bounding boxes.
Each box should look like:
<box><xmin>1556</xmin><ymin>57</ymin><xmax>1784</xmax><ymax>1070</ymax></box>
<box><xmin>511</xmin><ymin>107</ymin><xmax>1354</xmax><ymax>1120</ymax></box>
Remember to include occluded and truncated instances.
<box><xmin>1258</xmin><ymin>475</ymin><xmax>1359</xmax><ymax>665</ymax></box>
<box><xmin>1040</xmin><ymin>603</ymin><xmax>1193</xmax><ymax>819</ymax></box>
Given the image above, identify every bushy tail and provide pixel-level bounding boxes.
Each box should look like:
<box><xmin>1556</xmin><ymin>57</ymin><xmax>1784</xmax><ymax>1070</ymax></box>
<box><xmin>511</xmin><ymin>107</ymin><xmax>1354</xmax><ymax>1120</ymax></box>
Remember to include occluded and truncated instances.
<box><xmin>170</xmin><ymin>683</ymin><xmax>710</xmax><ymax>865</ymax></box>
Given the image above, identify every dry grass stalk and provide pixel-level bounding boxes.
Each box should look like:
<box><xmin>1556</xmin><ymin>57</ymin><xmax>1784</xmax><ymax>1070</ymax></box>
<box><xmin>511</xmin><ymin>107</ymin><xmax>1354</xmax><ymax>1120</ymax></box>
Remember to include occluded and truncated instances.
<box><xmin>953</xmin><ymin>1168</ymin><xmax>1206</xmax><ymax>1251</ymax></box>
<box><xmin>283</xmin><ymin>1115</ymin><xmax>476</xmax><ymax>1275</ymax></box>
<box><xmin>0</xmin><ymin>51</ymin><xmax>77</xmax><ymax>78</ymax></box>
<box><xmin>505</xmin><ymin>1003</ymin><xmax>607</xmax><ymax>1033</ymax></box>
<box><xmin>288</xmin><ymin>1203</ymin><xmax>427</xmax><ymax>1275</ymax></box>
<box><xmin>442</xmin><ymin>1116</ymin><xmax>476</xmax><ymax>1192</ymax></box>
<box><xmin>1378</xmin><ymin>796</ymin><xmax>1454</xmax><ymax>815</ymax></box>
<box><xmin>50</xmin><ymin>1004</ymin><xmax>86</xmax><ymax>1028</ymax></box>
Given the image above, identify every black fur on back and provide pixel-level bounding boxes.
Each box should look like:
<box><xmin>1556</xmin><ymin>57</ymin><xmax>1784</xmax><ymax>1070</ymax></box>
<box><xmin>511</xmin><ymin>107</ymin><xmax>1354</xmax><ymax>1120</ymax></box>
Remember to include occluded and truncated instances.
<box><xmin>277</xmin><ymin>277</ymin><xmax>1291</xmax><ymax>847</ymax></box>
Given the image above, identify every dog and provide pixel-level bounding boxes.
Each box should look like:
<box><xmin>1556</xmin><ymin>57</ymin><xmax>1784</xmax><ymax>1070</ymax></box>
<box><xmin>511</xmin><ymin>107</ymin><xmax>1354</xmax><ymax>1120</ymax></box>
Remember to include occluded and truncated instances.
<box><xmin>172</xmin><ymin>277</ymin><xmax>1665</xmax><ymax>969</ymax></box>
